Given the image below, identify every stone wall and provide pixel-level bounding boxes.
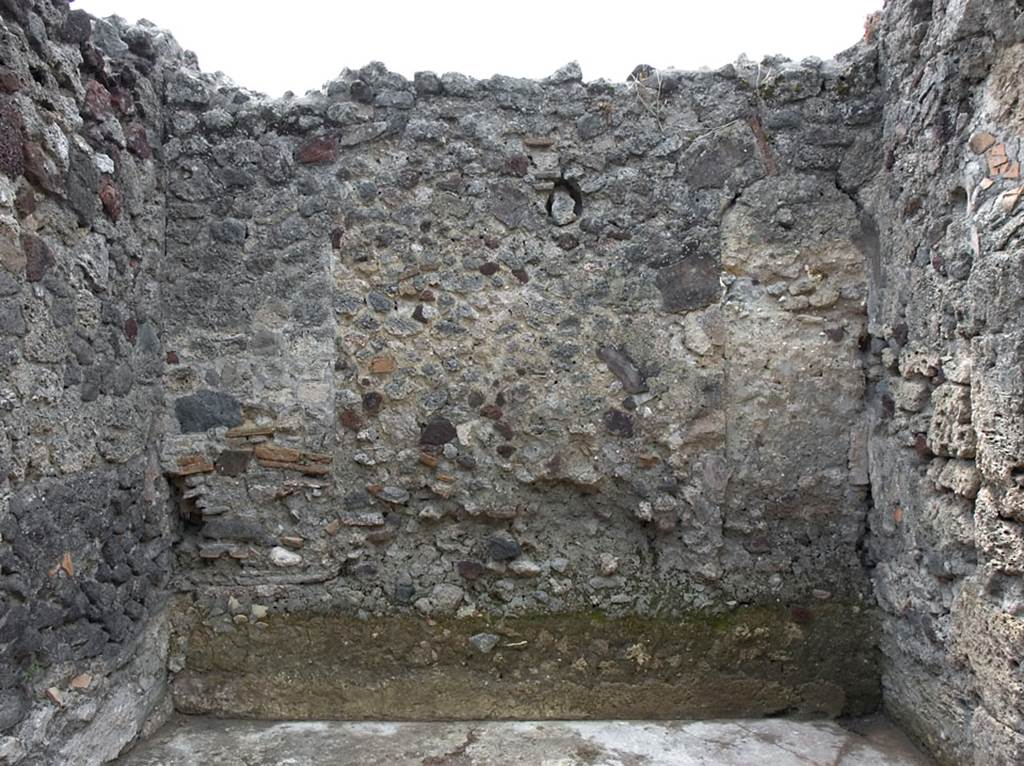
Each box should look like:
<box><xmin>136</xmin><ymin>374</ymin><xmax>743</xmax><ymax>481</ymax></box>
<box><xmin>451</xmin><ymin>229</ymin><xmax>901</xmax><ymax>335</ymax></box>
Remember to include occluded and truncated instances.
<box><xmin>866</xmin><ymin>1</ymin><xmax>1024</xmax><ymax>764</ymax></box>
<box><xmin>156</xmin><ymin>40</ymin><xmax>885</xmax><ymax>720</ymax></box>
<box><xmin>0</xmin><ymin>2</ymin><xmax>184</xmax><ymax>763</ymax></box>
<box><xmin>1</xmin><ymin>0</ymin><xmax>1023</xmax><ymax>763</ymax></box>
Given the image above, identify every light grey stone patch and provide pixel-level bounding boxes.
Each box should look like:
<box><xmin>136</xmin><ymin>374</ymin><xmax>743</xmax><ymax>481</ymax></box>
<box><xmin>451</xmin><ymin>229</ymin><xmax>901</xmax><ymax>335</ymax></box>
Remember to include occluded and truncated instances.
<box><xmin>548</xmin><ymin>187</ymin><xmax>577</xmax><ymax>225</ymax></box>
<box><xmin>468</xmin><ymin>633</ymin><xmax>500</xmax><ymax>654</ymax></box>
<box><xmin>377</xmin><ymin>486</ymin><xmax>409</xmax><ymax>505</ymax></box>
<box><xmin>429</xmin><ymin>584</ymin><xmax>464</xmax><ymax>613</ymax></box>
<box><xmin>269</xmin><ymin>547</ymin><xmax>303</xmax><ymax>567</ymax></box>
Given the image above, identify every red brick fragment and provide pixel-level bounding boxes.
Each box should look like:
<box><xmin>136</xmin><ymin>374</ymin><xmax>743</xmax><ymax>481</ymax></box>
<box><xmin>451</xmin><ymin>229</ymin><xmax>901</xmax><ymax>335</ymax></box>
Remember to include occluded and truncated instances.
<box><xmin>22</xmin><ymin>142</ymin><xmax>62</xmax><ymax>193</ymax></box>
<box><xmin>126</xmin><ymin>123</ymin><xmax>152</xmax><ymax>159</ymax></box>
<box><xmin>339</xmin><ymin>408</ymin><xmax>363</xmax><ymax>431</ymax></box>
<box><xmin>99</xmin><ymin>178</ymin><xmax>121</xmax><ymax>220</ymax></box>
<box><xmin>82</xmin><ymin>80</ymin><xmax>113</xmax><ymax>120</ymax></box>
<box><xmin>295</xmin><ymin>135</ymin><xmax>338</xmax><ymax>164</ymax></box>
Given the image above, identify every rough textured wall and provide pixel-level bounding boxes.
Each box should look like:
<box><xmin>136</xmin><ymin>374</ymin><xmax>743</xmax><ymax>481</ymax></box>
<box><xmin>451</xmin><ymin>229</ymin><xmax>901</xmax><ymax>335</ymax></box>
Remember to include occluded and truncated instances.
<box><xmin>867</xmin><ymin>1</ymin><xmax>1024</xmax><ymax>764</ymax></box>
<box><xmin>2</xmin><ymin>0</ymin><xmax>1023</xmax><ymax>763</ymax></box>
<box><xmin>0</xmin><ymin>3</ymin><xmax>181</xmax><ymax>764</ymax></box>
<box><xmin>157</xmin><ymin>43</ymin><xmax>884</xmax><ymax>718</ymax></box>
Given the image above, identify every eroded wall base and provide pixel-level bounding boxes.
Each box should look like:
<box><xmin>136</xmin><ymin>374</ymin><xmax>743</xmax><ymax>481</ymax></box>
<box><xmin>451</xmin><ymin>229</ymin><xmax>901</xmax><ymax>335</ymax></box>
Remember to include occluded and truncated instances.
<box><xmin>170</xmin><ymin>606</ymin><xmax>880</xmax><ymax>721</ymax></box>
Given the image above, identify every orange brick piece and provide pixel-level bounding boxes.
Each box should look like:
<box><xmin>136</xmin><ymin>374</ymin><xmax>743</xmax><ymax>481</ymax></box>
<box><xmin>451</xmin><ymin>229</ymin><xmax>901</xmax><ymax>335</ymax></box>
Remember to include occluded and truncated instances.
<box><xmin>172</xmin><ymin>455</ymin><xmax>215</xmax><ymax>476</ymax></box>
<box><xmin>254</xmin><ymin>444</ymin><xmax>302</xmax><ymax>463</ymax></box>
<box><xmin>70</xmin><ymin>673</ymin><xmax>92</xmax><ymax>690</ymax></box>
<box><xmin>226</xmin><ymin>423</ymin><xmax>276</xmax><ymax>438</ymax></box>
<box><xmin>987</xmin><ymin>144</ymin><xmax>1009</xmax><ymax>174</ymax></box>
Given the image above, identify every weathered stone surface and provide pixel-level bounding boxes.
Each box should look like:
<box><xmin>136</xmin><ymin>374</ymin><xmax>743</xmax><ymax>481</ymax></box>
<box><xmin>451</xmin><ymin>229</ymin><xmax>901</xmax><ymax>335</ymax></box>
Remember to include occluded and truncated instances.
<box><xmin>269</xmin><ymin>547</ymin><xmax>303</xmax><ymax>567</ymax></box>
<box><xmin>0</xmin><ymin>108</ymin><xmax>23</xmax><ymax>179</ymax></box>
<box><xmin>22</xmin><ymin>232</ymin><xmax>53</xmax><ymax>282</ymax></box>
<box><xmin>0</xmin><ymin>6</ymin><xmax>179</xmax><ymax>760</ymax></box>
<box><xmin>548</xmin><ymin>187</ymin><xmax>577</xmax><ymax>225</ymax></box>
<box><xmin>596</xmin><ymin>345</ymin><xmax>647</xmax><ymax>394</ymax></box>
<box><xmin>866</xmin><ymin>3</ymin><xmax>1024</xmax><ymax>763</ymax></box>
<box><xmin>0</xmin><ymin>221</ymin><xmax>24</xmax><ymax>274</ymax></box>
<box><xmin>2</xmin><ymin>2</ymin><xmax>1022</xmax><ymax>763</ymax></box>
<box><xmin>294</xmin><ymin>135</ymin><xmax>338</xmax><ymax>164</ymax></box>
<box><xmin>61</xmin><ymin>9</ymin><xmax>92</xmax><ymax>43</ymax></box>
<box><xmin>174</xmin><ymin>391</ymin><xmax>244</xmax><ymax>433</ymax></box>
<box><xmin>602</xmin><ymin>408</ymin><xmax>634</xmax><ymax>437</ymax></box>
<box><xmin>455</xmin><ymin>559</ymin><xmax>485</xmax><ymax>580</ymax></box>
<box><xmin>67</xmin><ymin>144</ymin><xmax>102</xmax><ymax>225</ymax></box>
<box><xmin>170</xmin><ymin>608</ymin><xmax>881</xmax><ymax>720</ymax></box>
<box><xmin>487</xmin><ymin>534</ymin><xmax>521</xmax><ymax>562</ymax></box>
<box><xmin>214</xmin><ymin>450</ymin><xmax>251</xmax><ymax>476</ymax></box>
<box><xmin>154</xmin><ymin>42</ymin><xmax>885</xmax><ymax>733</ymax></box>
<box><xmin>655</xmin><ymin>255</ymin><xmax>721</xmax><ymax>312</ymax></box>
<box><xmin>468</xmin><ymin>632</ymin><xmax>500</xmax><ymax>654</ymax></box>
<box><xmin>419</xmin><ymin>417</ymin><xmax>457</xmax><ymax>446</ymax></box>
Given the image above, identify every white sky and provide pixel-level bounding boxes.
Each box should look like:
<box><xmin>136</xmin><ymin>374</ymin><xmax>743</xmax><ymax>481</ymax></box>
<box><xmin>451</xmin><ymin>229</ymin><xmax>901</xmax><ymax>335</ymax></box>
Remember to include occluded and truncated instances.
<box><xmin>72</xmin><ymin>0</ymin><xmax>882</xmax><ymax>97</ymax></box>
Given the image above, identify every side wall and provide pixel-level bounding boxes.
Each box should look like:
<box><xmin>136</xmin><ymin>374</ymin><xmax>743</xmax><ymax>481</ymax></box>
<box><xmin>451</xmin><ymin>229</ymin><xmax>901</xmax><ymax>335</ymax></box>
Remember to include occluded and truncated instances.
<box><xmin>0</xmin><ymin>3</ymin><xmax>181</xmax><ymax>764</ymax></box>
<box><xmin>868</xmin><ymin>1</ymin><xmax>1024</xmax><ymax>764</ymax></box>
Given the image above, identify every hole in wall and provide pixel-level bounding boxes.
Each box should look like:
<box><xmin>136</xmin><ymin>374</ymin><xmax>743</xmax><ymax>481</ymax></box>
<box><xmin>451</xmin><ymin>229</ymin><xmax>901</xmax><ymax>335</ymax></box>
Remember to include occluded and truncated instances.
<box><xmin>949</xmin><ymin>186</ymin><xmax>968</xmax><ymax>209</ymax></box>
<box><xmin>546</xmin><ymin>178</ymin><xmax>583</xmax><ymax>225</ymax></box>
<box><xmin>29</xmin><ymin>65</ymin><xmax>47</xmax><ymax>87</ymax></box>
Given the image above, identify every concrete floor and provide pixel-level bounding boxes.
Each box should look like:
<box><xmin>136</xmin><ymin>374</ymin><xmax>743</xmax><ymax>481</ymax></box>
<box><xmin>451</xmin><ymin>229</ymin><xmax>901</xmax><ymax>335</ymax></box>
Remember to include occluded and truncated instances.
<box><xmin>115</xmin><ymin>716</ymin><xmax>935</xmax><ymax>765</ymax></box>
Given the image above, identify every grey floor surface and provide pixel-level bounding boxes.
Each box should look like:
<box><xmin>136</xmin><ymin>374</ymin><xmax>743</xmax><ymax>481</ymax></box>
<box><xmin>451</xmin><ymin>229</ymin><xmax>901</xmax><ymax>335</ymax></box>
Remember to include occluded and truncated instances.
<box><xmin>114</xmin><ymin>715</ymin><xmax>936</xmax><ymax>765</ymax></box>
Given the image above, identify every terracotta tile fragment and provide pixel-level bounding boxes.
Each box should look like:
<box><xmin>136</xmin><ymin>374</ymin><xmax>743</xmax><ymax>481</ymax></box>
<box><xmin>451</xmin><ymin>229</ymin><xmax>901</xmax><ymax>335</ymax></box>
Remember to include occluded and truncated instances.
<box><xmin>226</xmin><ymin>423</ymin><xmax>276</xmax><ymax>438</ymax></box>
<box><xmin>255</xmin><ymin>444</ymin><xmax>330</xmax><ymax>465</ymax></box>
<box><xmin>70</xmin><ymin>673</ymin><xmax>92</xmax><ymax>690</ymax></box>
<box><xmin>1000</xmin><ymin>186</ymin><xmax>1024</xmax><ymax>213</ymax></box>
<box><xmin>172</xmin><ymin>455</ymin><xmax>215</xmax><ymax>476</ymax></box>
<box><xmin>254</xmin><ymin>443</ymin><xmax>301</xmax><ymax>463</ymax></box>
<box><xmin>987</xmin><ymin>144</ymin><xmax>1009</xmax><ymax>174</ymax></box>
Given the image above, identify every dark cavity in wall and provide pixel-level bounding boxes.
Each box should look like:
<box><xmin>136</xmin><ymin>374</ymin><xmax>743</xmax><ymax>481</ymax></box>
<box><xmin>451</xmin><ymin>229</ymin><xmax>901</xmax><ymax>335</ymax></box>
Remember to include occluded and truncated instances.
<box><xmin>546</xmin><ymin>178</ymin><xmax>583</xmax><ymax>225</ymax></box>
